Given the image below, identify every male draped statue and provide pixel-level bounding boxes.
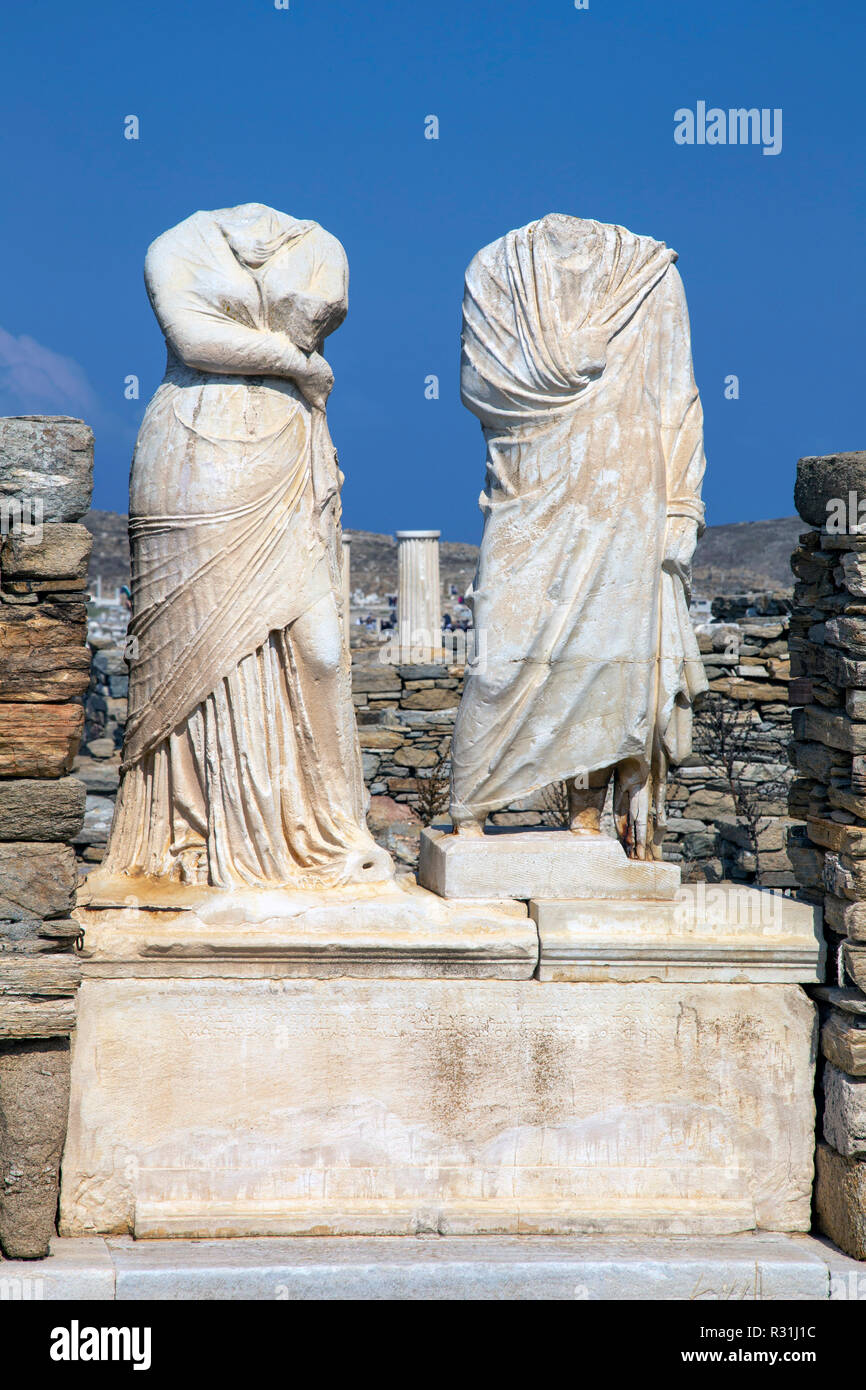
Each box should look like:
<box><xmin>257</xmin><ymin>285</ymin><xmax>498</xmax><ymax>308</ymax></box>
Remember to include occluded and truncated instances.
<box><xmin>449</xmin><ymin>215</ymin><xmax>708</xmax><ymax>860</ymax></box>
<box><xmin>97</xmin><ymin>203</ymin><xmax>390</xmax><ymax>890</ymax></box>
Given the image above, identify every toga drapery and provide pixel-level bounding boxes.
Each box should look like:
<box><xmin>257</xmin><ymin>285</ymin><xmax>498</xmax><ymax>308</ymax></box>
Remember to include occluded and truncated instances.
<box><xmin>450</xmin><ymin>215</ymin><xmax>708</xmax><ymax>823</ymax></box>
<box><xmin>100</xmin><ymin>205</ymin><xmax>385</xmax><ymax>889</ymax></box>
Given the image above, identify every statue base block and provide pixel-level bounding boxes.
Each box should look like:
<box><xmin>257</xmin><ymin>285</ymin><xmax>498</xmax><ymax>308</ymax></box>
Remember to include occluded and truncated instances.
<box><xmin>59</xmin><ymin>882</ymin><xmax>822</xmax><ymax>1240</ymax></box>
<box><xmin>73</xmin><ymin>875</ymin><xmax>536</xmax><ymax>980</ymax></box>
<box><xmin>418</xmin><ymin>826</ymin><xmax>681</xmax><ymax>900</ymax></box>
<box><xmin>533</xmin><ymin>886</ymin><xmax>825</xmax><ymax>983</ymax></box>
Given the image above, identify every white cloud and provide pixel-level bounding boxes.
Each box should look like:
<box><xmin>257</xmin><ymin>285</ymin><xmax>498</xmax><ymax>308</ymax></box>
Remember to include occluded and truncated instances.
<box><xmin>0</xmin><ymin>326</ymin><xmax>99</xmax><ymax>416</ymax></box>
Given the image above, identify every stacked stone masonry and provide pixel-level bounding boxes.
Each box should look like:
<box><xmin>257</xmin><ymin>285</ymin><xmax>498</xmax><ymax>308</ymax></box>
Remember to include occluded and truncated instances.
<box><xmin>790</xmin><ymin>451</ymin><xmax>866</xmax><ymax>1261</ymax></box>
<box><xmin>0</xmin><ymin>415</ymin><xmax>93</xmax><ymax>1258</ymax></box>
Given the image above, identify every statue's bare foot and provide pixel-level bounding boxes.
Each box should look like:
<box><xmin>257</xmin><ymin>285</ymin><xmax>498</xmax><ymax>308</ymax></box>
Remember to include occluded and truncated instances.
<box><xmin>613</xmin><ymin>759</ymin><xmax>650</xmax><ymax>860</ymax></box>
<box><xmin>568</xmin><ymin>809</ymin><xmax>602</xmax><ymax>835</ymax></box>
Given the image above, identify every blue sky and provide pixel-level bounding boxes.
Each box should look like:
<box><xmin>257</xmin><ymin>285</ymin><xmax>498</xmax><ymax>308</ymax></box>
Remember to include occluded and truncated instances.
<box><xmin>1</xmin><ymin>0</ymin><xmax>862</xmax><ymax>541</ymax></box>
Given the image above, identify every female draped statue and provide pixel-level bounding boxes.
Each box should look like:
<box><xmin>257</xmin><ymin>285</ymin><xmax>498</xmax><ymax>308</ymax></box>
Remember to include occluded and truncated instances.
<box><xmin>450</xmin><ymin>215</ymin><xmax>708</xmax><ymax>859</ymax></box>
<box><xmin>98</xmin><ymin>203</ymin><xmax>391</xmax><ymax>890</ymax></box>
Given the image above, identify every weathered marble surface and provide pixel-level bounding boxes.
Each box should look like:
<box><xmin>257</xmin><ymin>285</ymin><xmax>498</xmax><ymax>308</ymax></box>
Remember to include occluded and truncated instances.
<box><xmin>533</xmin><ymin>885</ymin><xmax>824</xmax><ymax>983</ymax></box>
<box><xmin>60</xmin><ymin>975</ymin><xmax>817</xmax><ymax>1238</ymax></box>
<box><xmin>73</xmin><ymin>877</ymin><xmax>536</xmax><ymax>980</ymax></box>
<box><xmin>450</xmin><ymin>216</ymin><xmax>707</xmax><ymax>859</ymax></box>
<box><xmin>4</xmin><ymin>1232</ymin><xmax>858</xmax><ymax>1302</ymax></box>
<box><xmin>419</xmin><ymin>826</ymin><xmax>680</xmax><ymax>900</ymax></box>
<box><xmin>97</xmin><ymin>204</ymin><xmax>390</xmax><ymax>892</ymax></box>
<box><xmin>395</xmin><ymin>531</ymin><xmax>442</xmax><ymax>663</ymax></box>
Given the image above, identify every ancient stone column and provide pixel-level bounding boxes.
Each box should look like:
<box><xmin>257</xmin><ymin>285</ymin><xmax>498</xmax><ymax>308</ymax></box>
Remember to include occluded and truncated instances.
<box><xmin>341</xmin><ymin>534</ymin><xmax>352</xmax><ymax>646</ymax></box>
<box><xmin>396</xmin><ymin>530</ymin><xmax>443</xmax><ymax>663</ymax></box>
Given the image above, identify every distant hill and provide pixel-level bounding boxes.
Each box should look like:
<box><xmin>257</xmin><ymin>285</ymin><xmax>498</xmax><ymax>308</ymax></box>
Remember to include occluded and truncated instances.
<box><xmin>83</xmin><ymin>511</ymin><xmax>801</xmax><ymax>602</ymax></box>
<box><xmin>691</xmin><ymin>516</ymin><xmax>801</xmax><ymax>596</ymax></box>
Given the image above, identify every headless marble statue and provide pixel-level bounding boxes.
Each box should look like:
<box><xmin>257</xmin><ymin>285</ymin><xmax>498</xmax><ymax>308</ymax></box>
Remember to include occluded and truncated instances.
<box><xmin>450</xmin><ymin>215</ymin><xmax>708</xmax><ymax>859</ymax></box>
<box><xmin>97</xmin><ymin>204</ymin><xmax>391</xmax><ymax>891</ymax></box>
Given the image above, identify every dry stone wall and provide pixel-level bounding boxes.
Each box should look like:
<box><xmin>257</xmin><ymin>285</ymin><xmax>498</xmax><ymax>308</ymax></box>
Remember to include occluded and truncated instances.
<box><xmin>789</xmin><ymin>451</ymin><xmax>866</xmax><ymax>1260</ymax></box>
<box><xmin>0</xmin><ymin>415</ymin><xmax>92</xmax><ymax>1259</ymax></box>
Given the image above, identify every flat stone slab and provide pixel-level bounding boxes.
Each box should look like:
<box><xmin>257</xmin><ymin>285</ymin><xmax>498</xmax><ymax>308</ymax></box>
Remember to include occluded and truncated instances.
<box><xmin>0</xmin><ymin>1237</ymin><xmax>114</xmax><ymax>1300</ymax></box>
<box><xmin>418</xmin><ymin>826</ymin><xmax>680</xmax><ymax>901</ymax></box>
<box><xmin>533</xmin><ymin>884</ymin><xmax>824</xmax><ymax>983</ymax></box>
<box><xmin>60</xmin><ymin>976</ymin><xmax>817</xmax><ymax>1239</ymax></box>
<box><xmin>2</xmin><ymin>1233</ymin><xmax>862</xmax><ymax>1300</ymax></box>
<box><xmin>74</xmin><ymin>875</ymin><xmax>536</xmax><ymax>980</ymax></box>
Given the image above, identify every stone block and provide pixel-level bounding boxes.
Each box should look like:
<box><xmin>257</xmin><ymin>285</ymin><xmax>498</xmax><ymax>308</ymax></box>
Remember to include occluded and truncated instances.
<box><xmin>0</xmin><ymin>998</ymin><xmax>77</xmax><ymax>1041</ymax></box>
<box><xmin>827</xmin><ymin>616</ymin><xmax>866</xmax><ymax>658</ymax></box>
<box><xmin>75</xmin><ymin>877</ymin><xmax>537</xmax><ymax>981</ymax></box>
<box><xmin>846</xmin><ymin>944</ymin><xmax>866</xmax><ymax>993</ymax></box>
<box><xmin>800</xmin><ymin>705</ymin><xmax>866</xmax><ymax>755</ymax></box>
<box><xmin>0</xmin><ymin>703</ymin><xmax>84</xmax><ymax>777</ymax></box>
<box><xmin>401</xmin><ymin>688</ymin><xmax>460</xmax><ymax>710</ymax></box>
<box><xmin>0</xmin><ymin>953</ymin><xmax>81</xmax><ymax>1002</ymax></box>
<box><xmin>350</xmin><ymin>667</ymin><xmax>401</xmax><ymax>695</ymax></box>
<box><xmin>59</xmin><ymin>976</ymin><xmax>817</xmax><ymax>1239</ymax></box>
<box><xmin>0</xmin><ymin>523</ymin><xmax>92</xmax><ymax>580</ymax></box>
<box><xmin>0</xmin><ymin>602</ymin><xmax>87</xmax><ymax>656</ymax></box>
<box><xmin>0</xmin><ymin>643</ymin><xmax>90</xmax><ymax>702</ymax></box>
<box><xmin>794</xmin><ymin>453</ymin><xmax>866</xmax><ymax>528</ymax></box>
<box><xmin>418</xmin><ymin>827</ymin><xmax>680</xmax><ymax>901</ymax></box>
<box><xmin>683</xmin><ymin>787</ymin><xmax>736</xmax><ymax>819</ymax></box>
<box><xmin>807</xmin><ymin>818</ymin><xmax>866</xmax><ymax>858</ymax></box>
<box><xmin>392</xmin><ymin>746</ymin><xmax>439</xmax><ymax>768</ymax></box>
<box><xmin>0</xmin><ymin>777</ymin><xmax>85</xmax><ymax>841</ymax></box>
<box><xmin>823</xmin><ymin>1063</ymin><xmax>866</xmax><ymax>1157</ymax></box>
<box><xmin>0</xmin><ymin>417</ymin><xmax>93</xmax><ymax>523</ymax></box>
<box><xmin>533</xmin><ymin>884</ymin><xmax>823</xmax><ymax>983</ymax></box>
<box><xmin>0</xmin><ymin>842</ymin><xmax>77</xmax><ymax>920</ymax></box>
<box><xmin>815</xmin><ymin>1141</ymin><xmax>866</xmax><ymax>1262</ymax></box>
<box><xmin>99</xmin><ymin>1232</ymin><xmax>838</xmax><ymax>1302</ymax></box>
<box><xmin>356</xmin><ymin>729</ymin><xmax>403</xmax><ymax>751</ymax></box>
<box><xmin>396</xmin><ymin>664</ymin><xmax>449</xmax><ymax>680</ymax></box>
<box><xmin>822</xmin><ymin>1011</ymin><xmax>866</xmax><ymax>1076</ymax></box>
<box><xmin>848</xmin><ymin>689</ymin><xmax>866</xmax><ymax>721</ymax></box>
<box><xmin>0</xmin><ymin>1039</ymin><xmax>70</xmax><ymax>1258</ymax></box>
